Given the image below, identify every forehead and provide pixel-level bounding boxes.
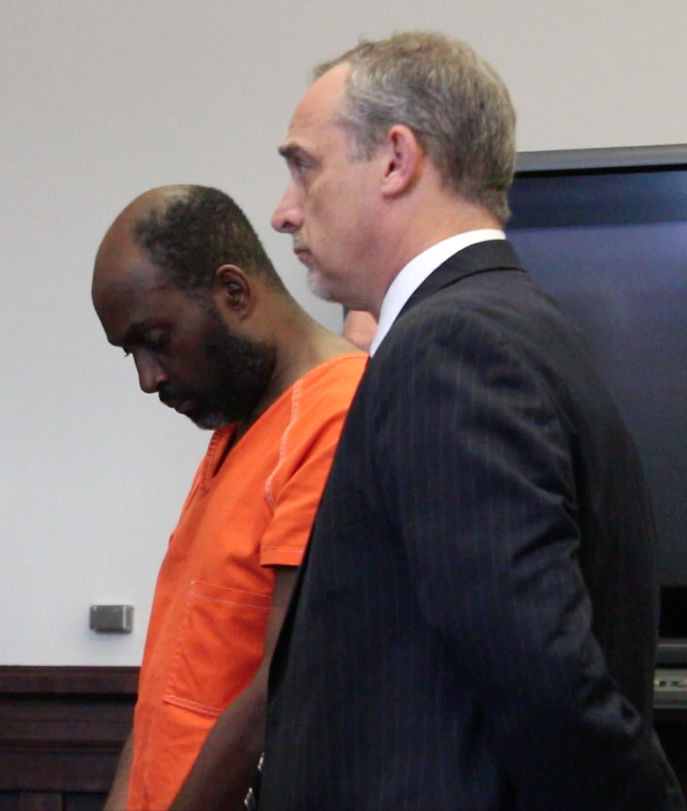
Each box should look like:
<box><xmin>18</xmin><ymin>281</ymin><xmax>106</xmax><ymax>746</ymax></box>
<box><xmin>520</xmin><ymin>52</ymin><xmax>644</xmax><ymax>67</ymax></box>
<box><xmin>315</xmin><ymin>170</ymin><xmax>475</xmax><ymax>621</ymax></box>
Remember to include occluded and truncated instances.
<box><xmin>280</xmin><ymin>63</ymin><xmax>351</xmax><ymax>156</ymax></box>
<box><xmin>92</xmin><ymin>231</ymin><xmax>185</xmax><ymax>342</ymax></box>
<box><xmin>93</xmin><ymin>228</ymin><xmax>166</xmax><ymax>303</ymax></box>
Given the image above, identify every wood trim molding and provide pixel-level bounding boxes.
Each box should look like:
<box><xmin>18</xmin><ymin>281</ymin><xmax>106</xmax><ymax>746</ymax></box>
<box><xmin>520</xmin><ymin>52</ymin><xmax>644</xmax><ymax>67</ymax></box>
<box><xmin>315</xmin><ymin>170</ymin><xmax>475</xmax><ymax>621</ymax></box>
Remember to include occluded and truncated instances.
<box><xmin>0</xmin><ymin>665</ymin><xmax>139</xmax><ymax>696</ymax></box>
<box><xmin>0</xmin><ymin>665</ymin><xmax>138</xmax><ymax>797</ymax></box>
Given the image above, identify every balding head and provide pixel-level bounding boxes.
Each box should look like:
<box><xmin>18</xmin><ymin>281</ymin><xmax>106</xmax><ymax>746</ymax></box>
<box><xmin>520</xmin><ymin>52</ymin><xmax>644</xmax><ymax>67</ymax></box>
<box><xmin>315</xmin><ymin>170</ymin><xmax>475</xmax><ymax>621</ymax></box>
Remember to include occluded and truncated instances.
<box><xmin>95</xmin><ymin>184</ymin><xmax>285</xmax><ymax>299</ymax></box>
<box><xmin>93</xmin><ymin>187</ymin><xmax>178</xmax><ymax>312</ymax></box>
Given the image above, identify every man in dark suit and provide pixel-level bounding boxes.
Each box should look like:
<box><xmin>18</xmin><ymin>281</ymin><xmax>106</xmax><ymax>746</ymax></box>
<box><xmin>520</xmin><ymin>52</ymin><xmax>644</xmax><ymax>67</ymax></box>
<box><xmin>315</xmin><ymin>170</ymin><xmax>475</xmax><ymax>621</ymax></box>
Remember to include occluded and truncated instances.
<box><xmin>260</xmin><ymin>31</ymin><xmax>685</xmax><ymax>809</ymax></box>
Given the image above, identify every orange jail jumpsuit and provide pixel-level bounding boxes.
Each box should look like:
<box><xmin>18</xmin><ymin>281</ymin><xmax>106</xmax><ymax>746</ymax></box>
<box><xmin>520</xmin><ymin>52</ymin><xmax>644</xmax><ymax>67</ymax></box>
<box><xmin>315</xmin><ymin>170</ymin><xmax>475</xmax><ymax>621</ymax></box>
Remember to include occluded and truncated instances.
<box><xmin>127</xmin><ymin>354</ymin><xmax>366</xmax><ymax>810</ymax></box>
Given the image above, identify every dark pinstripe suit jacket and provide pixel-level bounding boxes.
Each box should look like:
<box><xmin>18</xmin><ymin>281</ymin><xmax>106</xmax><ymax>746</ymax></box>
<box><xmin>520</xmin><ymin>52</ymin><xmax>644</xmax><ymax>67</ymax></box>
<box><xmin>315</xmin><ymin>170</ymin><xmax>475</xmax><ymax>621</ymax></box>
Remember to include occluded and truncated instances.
<box><xmin>261</xmin><ymin>241</ymin><xmax>684</xmax><ymax>810</ymax></box>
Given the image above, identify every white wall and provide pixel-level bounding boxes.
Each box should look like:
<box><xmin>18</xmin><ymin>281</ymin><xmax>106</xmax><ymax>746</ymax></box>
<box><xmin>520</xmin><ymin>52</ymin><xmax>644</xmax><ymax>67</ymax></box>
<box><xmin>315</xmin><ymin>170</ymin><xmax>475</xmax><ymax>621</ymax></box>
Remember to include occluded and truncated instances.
<box><xmin>2</xmin><ymin>0</ymin><xmax>686</xmax><ymax>665</ymax></box>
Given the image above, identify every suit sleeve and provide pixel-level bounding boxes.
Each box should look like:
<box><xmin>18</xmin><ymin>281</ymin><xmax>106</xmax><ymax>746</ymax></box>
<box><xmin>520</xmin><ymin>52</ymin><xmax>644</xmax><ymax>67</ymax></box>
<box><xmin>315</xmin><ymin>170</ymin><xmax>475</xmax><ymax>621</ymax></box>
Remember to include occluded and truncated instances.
<box><xmin>372</xmin><ymin>310</ymin><xmax>671</xmax><ymax>810</ymax></box>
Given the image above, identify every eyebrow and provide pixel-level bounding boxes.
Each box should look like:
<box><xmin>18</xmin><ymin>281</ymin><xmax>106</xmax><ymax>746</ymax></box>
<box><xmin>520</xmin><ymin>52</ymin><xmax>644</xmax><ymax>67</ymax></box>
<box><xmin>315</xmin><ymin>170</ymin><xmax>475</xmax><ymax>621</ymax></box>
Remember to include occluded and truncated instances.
<box><xmin>278</xmin><ymin>143</ymin><xmax>308</xmax><ymax>161</ymax></box>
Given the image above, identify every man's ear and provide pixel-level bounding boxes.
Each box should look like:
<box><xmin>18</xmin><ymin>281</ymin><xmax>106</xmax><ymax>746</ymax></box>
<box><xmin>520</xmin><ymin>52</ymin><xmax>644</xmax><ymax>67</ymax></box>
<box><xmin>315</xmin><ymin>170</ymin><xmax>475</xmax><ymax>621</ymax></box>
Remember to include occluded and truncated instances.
<box><xmin>212</xmin><ymin>265</ymin><xmax>253</xmax><ymax>318</ymax></box>
<box><xmin>380</xmin><ymin>125</ymin><xmax>424</xmax><ymax>197</ymax></box>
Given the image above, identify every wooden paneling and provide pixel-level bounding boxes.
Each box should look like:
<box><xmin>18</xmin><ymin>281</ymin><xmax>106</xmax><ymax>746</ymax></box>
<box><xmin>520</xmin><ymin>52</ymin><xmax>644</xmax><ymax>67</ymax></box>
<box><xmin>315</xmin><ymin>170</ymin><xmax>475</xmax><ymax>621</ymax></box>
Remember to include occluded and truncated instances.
<box><xmin>0</xmin><ymin>666</ymin><xmax>685</xmax><ymax>807</ymax></box>
<box><xmin>0</xmin><ymin>667</ymin><xmax>138</xmax><ymax>811</ymax></box>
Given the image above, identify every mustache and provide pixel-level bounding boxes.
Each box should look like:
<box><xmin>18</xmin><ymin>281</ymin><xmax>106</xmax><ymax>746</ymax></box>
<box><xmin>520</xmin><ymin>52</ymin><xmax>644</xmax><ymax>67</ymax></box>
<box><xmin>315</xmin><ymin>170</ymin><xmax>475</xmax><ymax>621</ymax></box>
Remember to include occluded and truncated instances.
<box><xmin>158</xmin><ymin>385</ymin><xmax>194</xmax><ymax>408</ymax></box>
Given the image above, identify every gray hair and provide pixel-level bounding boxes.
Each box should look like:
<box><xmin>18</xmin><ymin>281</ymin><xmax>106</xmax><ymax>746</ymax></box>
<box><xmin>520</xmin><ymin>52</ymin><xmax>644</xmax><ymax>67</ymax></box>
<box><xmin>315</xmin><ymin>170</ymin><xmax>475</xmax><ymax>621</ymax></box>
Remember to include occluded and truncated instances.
<box><xmin>314</xmin><ymin>31</ymin><xmax>516</xmax><ymax>224</ymax></box>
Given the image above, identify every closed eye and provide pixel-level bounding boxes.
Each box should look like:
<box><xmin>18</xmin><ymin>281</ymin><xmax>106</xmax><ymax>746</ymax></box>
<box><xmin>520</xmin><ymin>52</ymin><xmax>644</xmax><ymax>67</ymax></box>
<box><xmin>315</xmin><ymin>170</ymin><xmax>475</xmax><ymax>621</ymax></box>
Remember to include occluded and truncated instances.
<box><xmin>141</xmin><ymin>328</ymin><xmax>170</xmax><ymax>354</ymax></box>
<box><xmin>119</xmin><ymin>321</ymin><xmax>171</xmax><ymax>357</ymax></box>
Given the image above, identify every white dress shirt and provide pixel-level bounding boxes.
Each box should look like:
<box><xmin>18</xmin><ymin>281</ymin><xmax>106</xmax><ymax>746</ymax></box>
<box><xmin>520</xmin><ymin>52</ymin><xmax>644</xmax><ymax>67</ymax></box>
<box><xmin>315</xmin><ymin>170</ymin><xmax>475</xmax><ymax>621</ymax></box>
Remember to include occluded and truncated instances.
<box><xmin>369</xmin><ymin>229</ymin><xmax>505</xmax><ymax>356</ymax></box>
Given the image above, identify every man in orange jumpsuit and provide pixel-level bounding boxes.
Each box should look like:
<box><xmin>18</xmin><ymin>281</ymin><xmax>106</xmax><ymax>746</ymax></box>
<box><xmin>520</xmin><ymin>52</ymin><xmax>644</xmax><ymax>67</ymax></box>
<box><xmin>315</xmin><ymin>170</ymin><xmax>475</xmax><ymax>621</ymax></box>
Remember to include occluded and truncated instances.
<box><xmin>92</xmin><ymin>184</ymin><xmax>366</xmax><ymax>811</ymax></box>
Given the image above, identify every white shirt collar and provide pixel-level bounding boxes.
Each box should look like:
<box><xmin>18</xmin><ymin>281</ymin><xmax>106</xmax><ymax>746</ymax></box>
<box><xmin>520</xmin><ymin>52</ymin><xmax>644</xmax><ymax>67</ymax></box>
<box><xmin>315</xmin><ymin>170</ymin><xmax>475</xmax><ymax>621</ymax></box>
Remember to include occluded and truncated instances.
<box><xmin>369</xmin><ymin>229</ymin><xmax>505</xmax><ymax>356</ymax></box>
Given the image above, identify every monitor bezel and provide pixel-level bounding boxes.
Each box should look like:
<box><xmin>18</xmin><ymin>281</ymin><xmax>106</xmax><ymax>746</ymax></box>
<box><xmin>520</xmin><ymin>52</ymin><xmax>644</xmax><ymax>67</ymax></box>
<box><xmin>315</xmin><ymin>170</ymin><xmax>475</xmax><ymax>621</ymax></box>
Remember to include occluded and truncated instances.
<box><xmin>515</xmin><ymin>143</ymin><xmax>687</xmax><ymax>174</ymax></box>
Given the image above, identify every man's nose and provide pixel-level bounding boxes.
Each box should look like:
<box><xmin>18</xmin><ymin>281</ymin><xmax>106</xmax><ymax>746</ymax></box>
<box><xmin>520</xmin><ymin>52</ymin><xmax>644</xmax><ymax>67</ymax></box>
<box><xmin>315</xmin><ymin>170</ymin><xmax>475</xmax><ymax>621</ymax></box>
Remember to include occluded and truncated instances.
<box><xmin>271</xmin><ymin>184</ymin><xmax>303</xmax><ymax>233</ymax></box>
<box><xmin>133</xmin><ymin>351</ymin><xmax>168</xmax><ymax>394</ymax></box>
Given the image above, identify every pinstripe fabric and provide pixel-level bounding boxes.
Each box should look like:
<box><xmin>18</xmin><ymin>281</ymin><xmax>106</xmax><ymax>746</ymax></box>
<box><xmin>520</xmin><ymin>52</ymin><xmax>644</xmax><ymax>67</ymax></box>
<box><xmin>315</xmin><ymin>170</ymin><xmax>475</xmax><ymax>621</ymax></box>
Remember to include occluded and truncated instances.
<box><xmin>261</xmin><ymin>241</ymin><xmax>684</xmax><ymax>810</ymax></box>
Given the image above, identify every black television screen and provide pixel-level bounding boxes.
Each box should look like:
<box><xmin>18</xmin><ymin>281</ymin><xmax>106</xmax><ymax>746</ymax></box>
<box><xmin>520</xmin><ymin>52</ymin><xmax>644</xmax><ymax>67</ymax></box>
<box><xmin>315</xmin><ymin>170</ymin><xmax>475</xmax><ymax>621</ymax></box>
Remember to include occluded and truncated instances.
<box><xmin>506</xmin><ymin>145</ymin><xmax>687</xmax><ymax>633</ymax></box>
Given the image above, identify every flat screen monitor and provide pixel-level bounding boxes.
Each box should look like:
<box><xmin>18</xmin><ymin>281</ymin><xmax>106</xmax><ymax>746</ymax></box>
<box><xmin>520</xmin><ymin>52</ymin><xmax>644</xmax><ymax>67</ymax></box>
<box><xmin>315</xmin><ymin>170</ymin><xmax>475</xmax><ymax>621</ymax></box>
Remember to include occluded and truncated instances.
<box><xmin>507</xmin><ymin>144</ymin><xmax>687</xmax><ymax>638</ymax></box>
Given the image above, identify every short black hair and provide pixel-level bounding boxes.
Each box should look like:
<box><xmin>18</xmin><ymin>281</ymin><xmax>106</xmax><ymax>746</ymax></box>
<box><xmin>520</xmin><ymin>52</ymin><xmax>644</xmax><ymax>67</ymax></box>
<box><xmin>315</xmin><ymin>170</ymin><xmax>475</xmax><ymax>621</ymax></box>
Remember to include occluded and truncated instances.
<box><xmin>133</xmin><ymin>185</ymin><xmax>287</xmax><ymax>294</ymax></box>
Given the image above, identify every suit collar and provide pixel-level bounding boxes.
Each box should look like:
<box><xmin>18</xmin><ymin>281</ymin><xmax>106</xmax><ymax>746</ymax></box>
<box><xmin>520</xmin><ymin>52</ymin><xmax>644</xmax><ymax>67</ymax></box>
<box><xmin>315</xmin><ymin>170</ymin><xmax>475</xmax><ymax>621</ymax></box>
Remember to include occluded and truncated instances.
<box><xmin>399</xmin><ymin>239</ymin><xmax>524</xmax><ymax>318</ymax></box>
<box><xmin>370</xmin><ymin>231</ymin><xmax>507</xmax><ymax>356</ymax></box>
